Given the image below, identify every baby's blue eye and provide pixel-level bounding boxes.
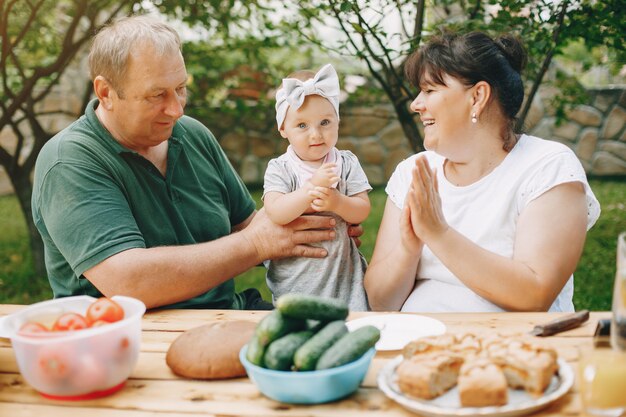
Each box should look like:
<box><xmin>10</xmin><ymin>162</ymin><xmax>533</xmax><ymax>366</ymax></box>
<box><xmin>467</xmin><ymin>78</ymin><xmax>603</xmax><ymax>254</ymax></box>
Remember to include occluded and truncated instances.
<box><xmin>298</xmin><ymin>123</ymin><xmax>307</xmax><ymax>129</ymax></box>
<box><xmin>321</xmin><ymin>119</ymin><xmax>330</xmax><ymax>126</ymax></box>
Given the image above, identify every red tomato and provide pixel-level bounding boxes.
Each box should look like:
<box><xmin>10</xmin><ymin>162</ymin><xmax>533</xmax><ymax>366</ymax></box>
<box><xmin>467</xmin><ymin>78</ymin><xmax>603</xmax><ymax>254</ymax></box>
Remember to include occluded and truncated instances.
<box><xmin>86</xmin><ymin>297</ymin><xmax>124</xmax><ymax>325</ymax></box>
<box><xmin>18</xmin><ymin>321</ymin><xmax>49</xmax><ymax>335</ymax></box>
<box><xmin>52</xmin><ymin>312</ymin><xmax>89</xmax><ymax>331</ymax></box>
<box><xmin>71</xmin><ymin>354</ymin><xmax>109</xmax><ymax>391</ymax></box>
<box><xmin>36</xmin><ymin>344</ymin><xmax>73</xmax><ymax>382</ymax></box>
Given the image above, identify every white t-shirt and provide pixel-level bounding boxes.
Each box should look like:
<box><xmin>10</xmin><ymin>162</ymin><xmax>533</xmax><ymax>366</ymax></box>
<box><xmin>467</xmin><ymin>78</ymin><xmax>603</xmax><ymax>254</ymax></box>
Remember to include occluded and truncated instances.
<box><xmin>385</xmin><ymin>134</ymin><xmax>601</xmax><ymax>313</ymax></box>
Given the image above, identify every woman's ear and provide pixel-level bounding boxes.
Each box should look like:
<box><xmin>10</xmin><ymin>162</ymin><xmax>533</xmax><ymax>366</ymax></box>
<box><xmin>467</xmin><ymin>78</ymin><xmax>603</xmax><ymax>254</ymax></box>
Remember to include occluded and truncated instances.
<box><xmin>471</xmin><ymin>81</ymin><xmax>491</xmax><ymax>118</ymax></box>
<box><xmin>93</xmin><ymin>76</ymin><xmax>114</xmax><ymax>110</ymax></box>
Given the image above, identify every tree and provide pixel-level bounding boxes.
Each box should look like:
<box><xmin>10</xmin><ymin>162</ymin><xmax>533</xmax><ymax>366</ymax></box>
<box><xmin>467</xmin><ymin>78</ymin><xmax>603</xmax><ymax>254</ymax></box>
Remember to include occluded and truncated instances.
<box><xmin>0</xmin><ymin>0</ymin><xmax>139</xmax><ymax>277</ymax></box>
<box><xmin>277</xmin><ymin>0</ymin><xmax>625</xmax><ymax>151</ymax></box>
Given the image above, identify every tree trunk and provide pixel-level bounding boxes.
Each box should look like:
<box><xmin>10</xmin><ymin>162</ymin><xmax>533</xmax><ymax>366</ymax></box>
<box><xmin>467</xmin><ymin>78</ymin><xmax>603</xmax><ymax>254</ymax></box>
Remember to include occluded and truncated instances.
<box><xmin>10</xmin><ymin>169</ymin><xmax>47</xmax><ymax>279</ymax></box>
<box><xmin>392</xmin><ymin>99</ymin><xmax>424</xmax><ymax>153</ymax></box>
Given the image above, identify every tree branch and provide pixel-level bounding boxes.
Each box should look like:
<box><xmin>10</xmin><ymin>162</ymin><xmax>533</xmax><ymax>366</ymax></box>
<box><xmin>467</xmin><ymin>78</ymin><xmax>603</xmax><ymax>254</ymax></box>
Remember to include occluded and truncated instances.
<box><xmin>516</xmin><ymin>0</ymin><xmax>569</xmax><ymax>130</ymax></box>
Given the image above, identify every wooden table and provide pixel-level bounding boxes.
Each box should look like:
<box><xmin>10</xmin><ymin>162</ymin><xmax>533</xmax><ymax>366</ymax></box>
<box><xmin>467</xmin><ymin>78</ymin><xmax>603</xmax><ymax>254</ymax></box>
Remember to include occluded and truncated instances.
<box><xmin>0</xmin><ymin>305</ymin><xmax>610</xmax><ymax>416</ymax></box>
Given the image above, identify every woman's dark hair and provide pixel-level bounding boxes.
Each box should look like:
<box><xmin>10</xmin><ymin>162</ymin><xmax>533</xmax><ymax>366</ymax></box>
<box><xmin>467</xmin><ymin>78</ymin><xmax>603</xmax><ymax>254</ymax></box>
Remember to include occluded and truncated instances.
<box><xmin>405</xmin><ymin>30</ymin><xmax>527</xmax><ymax>150</ymax></box>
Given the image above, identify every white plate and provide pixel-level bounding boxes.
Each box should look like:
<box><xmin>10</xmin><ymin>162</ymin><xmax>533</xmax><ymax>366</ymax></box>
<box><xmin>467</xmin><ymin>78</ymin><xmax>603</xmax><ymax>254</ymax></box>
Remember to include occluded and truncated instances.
<box><xmin>378</xmin><ymin>356</ymin><xmax>574</xmax><ymax>417</ymax></box>
<box><xmin>346</xmin><ymin>314</ymin><xmax>446</xmax><ymax>351</ymax></box>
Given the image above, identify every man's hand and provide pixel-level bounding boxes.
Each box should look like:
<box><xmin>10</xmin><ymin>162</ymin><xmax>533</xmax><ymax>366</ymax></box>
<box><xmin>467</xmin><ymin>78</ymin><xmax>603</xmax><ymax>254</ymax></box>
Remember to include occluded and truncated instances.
<box><xmin>240</xmin><ymin>209</ymin><xmax>336</xmax><ymax>261</ymax></box>
<box><xmin>347</xmin><ymin>223</ymin><xmax>363</xmax><ymax>248</ymax></box>
<box><xmin>309</xmin><ymin>163</ymin><xmax>339</xmax><ymax>188</ymax></box>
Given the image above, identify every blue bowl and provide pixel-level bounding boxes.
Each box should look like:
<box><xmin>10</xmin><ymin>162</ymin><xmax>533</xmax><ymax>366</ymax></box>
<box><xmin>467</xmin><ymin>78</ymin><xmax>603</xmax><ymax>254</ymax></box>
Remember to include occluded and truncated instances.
<box><xmin>239</xmin><ymin>345</ymin><xmax>375</xmax><ymax>404</ymax></box>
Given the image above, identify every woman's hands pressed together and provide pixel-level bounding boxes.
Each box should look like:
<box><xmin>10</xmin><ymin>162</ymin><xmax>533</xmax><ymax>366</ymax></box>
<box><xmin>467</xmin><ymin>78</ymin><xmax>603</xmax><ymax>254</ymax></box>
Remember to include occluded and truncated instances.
<box><xmin>404</xmin><ymin>156</ymin><xmax>449</xmax><ymax>246</ymax></box>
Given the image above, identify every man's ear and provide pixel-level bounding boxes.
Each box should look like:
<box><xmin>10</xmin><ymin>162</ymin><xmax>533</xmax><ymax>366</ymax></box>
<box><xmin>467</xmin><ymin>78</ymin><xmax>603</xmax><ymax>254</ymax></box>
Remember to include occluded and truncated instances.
<box><xmin>93</xmin><ymin>76</ymin><xmax>114</xmax><ymax>110</ymax></box>
<box><xmin>471</xmin><ymin>80</ymin><xmax>491</xmax><ymax>118</ymax></box>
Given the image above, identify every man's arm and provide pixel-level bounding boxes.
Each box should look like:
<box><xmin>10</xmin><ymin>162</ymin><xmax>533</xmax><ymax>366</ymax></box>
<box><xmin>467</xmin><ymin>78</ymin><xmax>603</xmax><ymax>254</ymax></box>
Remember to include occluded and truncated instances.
<box><xmin>84</xmin><ymin>210</ymin><xmax>336</xmax><ymax>309</ymax></box>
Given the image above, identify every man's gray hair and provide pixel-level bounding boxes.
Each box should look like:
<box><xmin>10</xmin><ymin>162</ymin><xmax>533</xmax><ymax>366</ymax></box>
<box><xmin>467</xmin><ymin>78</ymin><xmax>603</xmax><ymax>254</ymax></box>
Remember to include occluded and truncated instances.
<box><xmin>89</xmin><ymin>15</ymin><xmax>182</xmax><ymax>97</ymax></box>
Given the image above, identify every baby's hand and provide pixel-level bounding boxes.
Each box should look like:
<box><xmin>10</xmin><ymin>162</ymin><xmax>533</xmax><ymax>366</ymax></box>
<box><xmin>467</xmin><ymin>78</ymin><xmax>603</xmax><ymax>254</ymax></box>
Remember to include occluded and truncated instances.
<box><xmin>309</xmin><ymin>163</ymin><xmax>339</xmax><ymax>188</ymax></box>
<box><xmin>309</xmin><ymin>186</ymin><xmax>339</xmax><ymax>212</ymax></box>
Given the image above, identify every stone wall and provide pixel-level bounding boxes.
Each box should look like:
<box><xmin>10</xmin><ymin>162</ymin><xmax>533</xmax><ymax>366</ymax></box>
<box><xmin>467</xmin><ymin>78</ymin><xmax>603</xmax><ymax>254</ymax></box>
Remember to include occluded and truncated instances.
<box><xmin>0</xmin><ymin>85</ymin><xmax>624</xmax><ymax>196</ymax></box>
<box><xmin>216</xmin><ymin>86</ymin><xmax>626</xmax><ymax>186</ymax></box>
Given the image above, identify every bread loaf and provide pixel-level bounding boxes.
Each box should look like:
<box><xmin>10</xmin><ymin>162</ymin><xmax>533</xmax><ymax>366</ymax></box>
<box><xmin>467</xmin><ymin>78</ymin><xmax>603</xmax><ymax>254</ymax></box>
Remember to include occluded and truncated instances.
<box><xmin>166</xmin><ymin>321</ymin><xmax>256</xmax><ymax>379</ymax></box>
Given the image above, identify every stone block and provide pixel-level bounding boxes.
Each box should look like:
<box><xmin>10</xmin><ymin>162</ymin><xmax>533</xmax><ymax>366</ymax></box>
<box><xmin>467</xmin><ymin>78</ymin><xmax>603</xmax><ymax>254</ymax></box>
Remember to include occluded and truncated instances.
<box><xmin>566</xmin><ymin>105</ymin><xmax>602</xmax><ymax>127</ymax></box>
<box><xmin>523</xmin><ymin>95</ymin><xmax>545</xmax><ymax>131</ymax></box>
<box><xmin>360</xmin><ymin>138</ymin><xmax>385</xmax><ymax>165</ymax></box>
<box><xmin>538</xmin><ymin>87</ymin><xmax>559</xmax><ymax>116</ymax></box>
<box><xmin>379</xmin><ymin>122</ymin><xmax>404</xmax><ymax>150</ymax></box>
<box><xmin>240</xmin><ymin>155</ymin><xmax>260</xmax><ymax>184</ymax></box>
<box><xmin>362</xmin><ymin>165</ymin><xmax>384</xmax><ymax>186</ymax></box>
<box><xmin>591</xmin><ymin>151</ymin><xmax>626</xmax><ymax>175</ymax></box>
<box><xmin>347</xmin><ymin>114</ymin><xmax>391</xmax><ymax>138</ymax></box>
<box><xmin>250</xmin><ymin>135</ymin><xmax>275</xmax><ymax>158</ymax></box>
<box><xmin>600</xmin><ymin>106</ymin><xmax>626</xmax><ymax>140</ymax></box>
<box><xmin>594</xmin><ymin>91</ymin><xmax>617</xmax><ymax>112</ymax></box>
<box><xmin>0</xmin><ymin>127</ymin><xmax>17</xmax><ymax>154</ymax></box>
<box><xmin>530</xmin><ymin>117</ymin><xmax>555</xmax><ymax>140</ymax></box>
<box><xmin>220</xmin><ymin>132</ymin><xmax>248</xmax><ymax>159</ymax></box>
<box><xmin>275</xmin><ymin>138</ymin><xmax>289</xmax><ymax>154</ymax></box>
<box><xmin>337</xmin><ymin>137</ymin><xmax>358</xmax><ymax>154</ymax></box>
<box><xmin>553</xmin><ymin>121</ymin><xmax>580</xmax><ymax>142</ymax></box>
<box><xmin>599</xmin><ymin>141</ymin><xmax>626</xmax><ymax>161</ymax></box>
<box><xmin>575</xmin><ymin>128</ymin><xmax>598</xmax><ymax>161</ymax></box>
<box><xmin>385</xmin><ymin>148</ymin><xmax>413</xmax><ymax>180</ymax></box>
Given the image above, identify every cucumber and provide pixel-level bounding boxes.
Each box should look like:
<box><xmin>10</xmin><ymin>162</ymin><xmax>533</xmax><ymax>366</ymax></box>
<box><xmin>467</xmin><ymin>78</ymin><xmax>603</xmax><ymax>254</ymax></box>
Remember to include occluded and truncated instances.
<box><xmin>276</xmin><ymin>294</ymin><xmax>349</xmax><ymax>322</ymax></box>
<box><xmin>254</xmin><ymin>309</ymin><xmax>306</xmax><ymax>347</ymax></box>
<box><xmin>293</xmin><ymin>320</ymin><xmax>348</xmax><ymax>371</ymax></box>
<box><xmin>263</xmin><ymin>330</ymin><xmax>314</xmax><ymax>371</ymax></box>
<box><xmin>315</xmin><ymin>325</ymin><xmax>380</xmax><ymax>370</ymax></box>
<box><xmin>245</xmin><ymin>334</ymin><xmax>266</xmax><ymax>367</ymax></box>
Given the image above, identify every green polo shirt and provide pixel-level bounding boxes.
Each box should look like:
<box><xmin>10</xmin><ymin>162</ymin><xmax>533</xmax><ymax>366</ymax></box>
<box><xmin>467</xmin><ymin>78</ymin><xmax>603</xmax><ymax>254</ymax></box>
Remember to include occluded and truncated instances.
<box><xmin>32</xmin><ymin>99</ymin><xmax>255</xmax><ymax>309</ymax></box>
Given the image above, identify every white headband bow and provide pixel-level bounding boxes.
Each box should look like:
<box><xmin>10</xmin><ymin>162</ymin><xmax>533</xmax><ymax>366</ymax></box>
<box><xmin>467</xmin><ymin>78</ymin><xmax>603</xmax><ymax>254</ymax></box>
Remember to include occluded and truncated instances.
<box><xmin>275</xmin><ymin>63</ymin><xmax>340</xmax><ymax>130</ymax></box>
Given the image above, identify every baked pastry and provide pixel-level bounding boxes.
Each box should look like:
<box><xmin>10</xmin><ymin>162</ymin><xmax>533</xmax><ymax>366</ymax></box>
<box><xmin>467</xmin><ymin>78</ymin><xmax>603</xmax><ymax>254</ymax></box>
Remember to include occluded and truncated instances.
<box><xmin>166</xmin><ymin>320</ymin><xmax>256</xmax><ymax>379</ymax></box>
<box><xmin>458</xmin><ymin>358</ymin><xmax>508</xmax><ymax>407</ymax></box>
<box><xmin>450</xmin><ymin>333</ymin><xmax>482</xmax><ymax>359</ymax></box>
<box><xmin>396</xmin><ymin>351</ymin><xmax>464</xmax><ymax>399</ymax></box>
<box><xmin>484</xmin><ymin>337</ymin><xmax>557</xmax><ymax>395</ymax></box>
<box><xmin>402</xmin><ymin>333</ymin><xmax>456</xmax><ymax>359</ymax></box>
<box><xmin>396</xmin><ymin>333</ymin><xmax>559</xmax><ymax>406</ymax></box>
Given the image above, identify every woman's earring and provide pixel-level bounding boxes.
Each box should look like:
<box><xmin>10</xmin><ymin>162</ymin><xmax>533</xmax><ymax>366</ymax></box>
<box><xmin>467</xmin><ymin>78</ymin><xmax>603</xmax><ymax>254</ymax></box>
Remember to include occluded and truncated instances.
<box><xmin>471</xmin><ymin>112</ymin><xmax>478</xmax><ymax>124</ymax></box>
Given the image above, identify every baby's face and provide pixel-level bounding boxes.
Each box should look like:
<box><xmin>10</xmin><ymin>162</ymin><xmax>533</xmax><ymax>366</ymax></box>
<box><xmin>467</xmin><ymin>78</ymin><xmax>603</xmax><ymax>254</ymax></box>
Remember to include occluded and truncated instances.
<box><xmin>280</xmin><ymin>94</ymin><xmax>339</xmax><ymax>163</ymax></box>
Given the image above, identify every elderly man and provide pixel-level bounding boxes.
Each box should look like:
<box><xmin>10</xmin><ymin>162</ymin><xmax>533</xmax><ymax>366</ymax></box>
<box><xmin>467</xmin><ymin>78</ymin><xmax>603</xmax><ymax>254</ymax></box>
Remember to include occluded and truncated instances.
<box><xmin>32</xmin><ymin>15</ymin><xmax>352</xmax><ymax>310</ymax></box>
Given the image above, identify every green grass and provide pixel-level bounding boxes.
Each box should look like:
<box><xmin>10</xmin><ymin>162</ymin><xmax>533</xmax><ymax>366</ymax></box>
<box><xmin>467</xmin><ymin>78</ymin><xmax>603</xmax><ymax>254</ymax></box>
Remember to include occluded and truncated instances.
<box><xmin>0</xmin><ymin>196</ymin><xmax>52</xmax><ymax>304</ymax></box>
<box><xmin>1</xmin><ymin>178</ymin><xmax>624</xmax><ymax>310</ymax></box>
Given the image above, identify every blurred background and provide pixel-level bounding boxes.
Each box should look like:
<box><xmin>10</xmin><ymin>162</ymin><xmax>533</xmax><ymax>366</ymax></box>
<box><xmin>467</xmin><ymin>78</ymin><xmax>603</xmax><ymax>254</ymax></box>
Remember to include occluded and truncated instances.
<box><xmin>1</xmin><ymin>0</ymin><xmax>624</xmax><ymax>309</ymax></box>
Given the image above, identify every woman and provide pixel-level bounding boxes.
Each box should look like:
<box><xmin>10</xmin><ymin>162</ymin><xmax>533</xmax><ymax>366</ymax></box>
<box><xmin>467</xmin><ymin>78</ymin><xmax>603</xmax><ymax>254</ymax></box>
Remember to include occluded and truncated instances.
<box><xmin>364</xmin><ymin>31</ymin><xmax>600</xmax><ymax>312</ymax></box>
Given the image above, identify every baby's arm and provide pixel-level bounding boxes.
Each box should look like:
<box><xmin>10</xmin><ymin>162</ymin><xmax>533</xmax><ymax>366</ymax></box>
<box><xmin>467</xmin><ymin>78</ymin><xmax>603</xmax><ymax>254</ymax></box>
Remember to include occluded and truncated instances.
<box><xmin>263</xmin><ymin>186</ymin><xmax>315</xmax><ymax>225</ymax></box>
<box><xmin>264</xmin><ymin>163</ymin><xmax>339</xmax><ymax>225</ymax></box>
<box><xmin>309</xmin><ymin>188</ymin><xmax>371</xmax><ymax>224</ymax></box>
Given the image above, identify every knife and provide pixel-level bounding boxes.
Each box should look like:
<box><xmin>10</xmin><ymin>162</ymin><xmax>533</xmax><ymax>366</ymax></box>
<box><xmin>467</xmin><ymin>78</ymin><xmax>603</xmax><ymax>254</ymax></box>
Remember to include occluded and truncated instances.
<box><xmin>529</xmin><ymin>310</ymin><xmax>590</xmax><ymax>337</ymax></box>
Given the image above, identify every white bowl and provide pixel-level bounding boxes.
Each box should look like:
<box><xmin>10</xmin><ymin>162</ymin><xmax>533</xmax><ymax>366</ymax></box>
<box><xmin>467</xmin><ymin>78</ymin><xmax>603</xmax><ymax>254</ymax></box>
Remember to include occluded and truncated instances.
<box><xmin>0</xmin><ymin>295</ymin><xmax>145</xmax><ymax>399</ymax></box>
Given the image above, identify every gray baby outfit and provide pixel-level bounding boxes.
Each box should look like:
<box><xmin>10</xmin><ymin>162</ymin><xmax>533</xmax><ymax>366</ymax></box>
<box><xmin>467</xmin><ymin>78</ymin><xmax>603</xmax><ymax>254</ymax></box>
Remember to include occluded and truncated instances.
<box><xmin>262</xmin><ymin>150</ymin><xmax>372</xmax><ymax>311</ymax></box>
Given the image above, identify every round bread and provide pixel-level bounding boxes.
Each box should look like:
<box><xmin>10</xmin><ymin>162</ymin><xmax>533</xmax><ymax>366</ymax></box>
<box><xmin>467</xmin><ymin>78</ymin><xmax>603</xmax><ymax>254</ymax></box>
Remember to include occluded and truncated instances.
<box><xmin>166</xmin><ymin>320</ymin><xmax>256</xmax><ymax>379</ymax></box>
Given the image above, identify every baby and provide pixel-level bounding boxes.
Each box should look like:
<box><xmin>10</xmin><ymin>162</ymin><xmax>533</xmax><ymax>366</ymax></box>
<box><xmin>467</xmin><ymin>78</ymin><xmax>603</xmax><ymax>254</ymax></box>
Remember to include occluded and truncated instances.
<box><xmin>262</xmin><ymin>63</ymin><xmax>372</xmax><ymax>311</ymax></box>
